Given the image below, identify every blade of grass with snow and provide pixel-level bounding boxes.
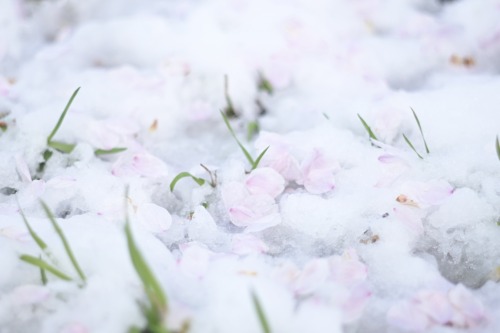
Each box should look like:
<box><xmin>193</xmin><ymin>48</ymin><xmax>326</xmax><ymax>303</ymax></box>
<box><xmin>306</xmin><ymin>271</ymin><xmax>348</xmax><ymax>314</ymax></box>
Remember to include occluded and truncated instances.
<box><xmin>124</xmin><ymin>188</ymin><xmax>168</xmax><ymax>319</ymax></box>
<box><xmin>47</xmin><ymin>87</ymin><xmax>80</xmax><ymax>145</ymax></box>
<box><xmin>40</xmin><ymin>255</ymin><xmax>48</xmax><ymax>285</ymax></box>
<box><xmin>410</xmin><ymin>108</ymin><xmax>430</xmax><ymax>154</ymax></box>
<box><xmin>221</xmin><ymin>111</ymin><xmax>255</xmax><ymax>166</ymax></box>
<box><xmin>20</xmin><ymin>254</ymin><xmax>72</xmax><ymax>281</ymax></box>
<box><xmin>252</xmin><ymin>146</ymin><xmax>269</xmax><ymax>170</ymax></box>
<box><xmin>357</xmin><ymin>114</ymin><xmax>378</xmax><ymax>141</ymax></box>
<box><xmin>251</xmin><ymin>290</ymin><xmax>271</xmax><ymax>333</ymax></box>
<box><xmin>95</xmin><ymin>147</ymin><xmax>127</xmax><ymax>156</ymax></box>
<box><xmin>169</xmin><ymin>172</ymin><xmax>205</xmax><ymax>192</ymax></box>
<box><xmin>496</xmin><ymin>136</ymin><xmax>500</xmax><ymax>161</ymax></box>
<box><xmin>41</xmin><ymin>201</ymin><xmax>86</xmax><ymax>283</ymax></box>
<box><xmin>403</xmin><ymin>134</ymin><xmax>423</xmax><ymax>159</ymax></box>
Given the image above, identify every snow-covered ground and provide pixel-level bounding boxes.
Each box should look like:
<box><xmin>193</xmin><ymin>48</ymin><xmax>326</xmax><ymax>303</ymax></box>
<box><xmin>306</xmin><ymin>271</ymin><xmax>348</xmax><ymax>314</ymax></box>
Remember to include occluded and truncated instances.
<box><xmin>0</xmin><ymin>0</ymin><xmax>499</xmax><ymax>332</ymax></box>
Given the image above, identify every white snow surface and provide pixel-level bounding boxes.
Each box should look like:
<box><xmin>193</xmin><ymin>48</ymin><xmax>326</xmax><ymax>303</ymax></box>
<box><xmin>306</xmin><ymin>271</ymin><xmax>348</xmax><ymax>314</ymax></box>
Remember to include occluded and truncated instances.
<box><xmin>0</xmin><ymin>0</ymin><xmax>500</xmax><ymax>332</ymax></box>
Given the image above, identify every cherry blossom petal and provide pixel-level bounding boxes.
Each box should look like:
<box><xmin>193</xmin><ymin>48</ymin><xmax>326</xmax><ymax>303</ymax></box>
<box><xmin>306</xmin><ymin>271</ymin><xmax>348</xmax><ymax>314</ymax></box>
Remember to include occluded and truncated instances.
<box><xmin>112</xmin><ymin>152</ymin><xmax>168</xmax><ymax>178</ymax></box>
<box><xmin>387</xmin><ymin>300</ymin><xmax>431</xmax><ymax>332</ymax></box>
<box><xmin>245</xmin><ymin>167</ymin><xmax>285</xmax><ymax>198</ymax></box>
<box><xmin>136</xmin><ymin>203</ymin><xmax>172</xmax><ymax>233</ymax></box>
<box><xmin>299</xmin><ymin>149</ymin><xmax>338</xmax><ymax>194</ymax></box>
<box><xmin>393</xmin><ymin>206</ymin><xmax>424</xmax><ymax>235</ymax></box>
<box><xmin>415</xmin><ymin>290</ymin><xmax>454</xmax><ymax>325</ymax></box>
<box><xmin>328</xmin><ymin>249</ymin><xmax>367</xmax><ymax>286</ymax></box>
<box><xmin>231</xmin><ymin>234</ymin><xmax>269</xmax><ymax>255</ymax></box>
<box><xmin>178</xmin><ymin>242</ymin><xmax>213</xmax><ymax>279</ymax></box>
<box><xmin>10</xmin><ymin>284</ymin><xmax>50</xmax><ymax>306</ymax></box>
<box><xmin>254</xmin><ymin>132</ymin><xmax>301</xmax><ymax>181</ymax></box>
<box><xmin>294</xmin><ymin>259</ymin><xmax>329</xmax><ymax>295</ymax></box>
<box><xmin>448</xmin><ymin>284</ymin><xmax>486</xmax><ymax>327</ymax></box>
<box><xmin>401</xmin><ymin>180</ymin><xmax>454</xmax><ymax>208</ymax></box>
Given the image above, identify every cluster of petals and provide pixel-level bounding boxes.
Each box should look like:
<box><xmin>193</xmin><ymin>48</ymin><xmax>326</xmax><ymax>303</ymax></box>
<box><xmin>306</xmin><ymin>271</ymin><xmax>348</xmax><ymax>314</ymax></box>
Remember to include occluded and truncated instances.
<box><xmin>274</xmin><ymin>249</ymin><xmax>370</xmax><ymax>322</ymax></box>
<box><xmin>221</xmin><ymin>167</ymin><xmax>285</xmax><ymax>232</ymax></box>
<box><xmin>255</xmin><ymin>131</ymin><xmax>338</xmax><ymax>194</ymax></box>
<box><xmin>387</xmin><ymin>284</ymin><xmax>487</xmax><ymax>331</ymax></box>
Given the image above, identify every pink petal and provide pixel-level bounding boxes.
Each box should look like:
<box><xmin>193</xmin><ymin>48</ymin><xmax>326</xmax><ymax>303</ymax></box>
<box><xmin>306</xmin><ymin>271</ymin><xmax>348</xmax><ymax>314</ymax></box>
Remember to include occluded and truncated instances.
<box><xmin>415</xmin><ymin>290</ymin><xmax>454</xmax><ymax>325</ymax></box>
<box><xmin>231</xmin><ymin>234</ymin><xmax>269</xmax><ymax>255</ymax></box>
<box><xmin>112</xmin><ymin>152</ymin><xmax>168</xmax><ymax>178</ymax></box>
<box><xmin>245</xmin><ymin>167</ymin><xmax>285</xmax><ymax>198</ymax></box>
<box><xmin>294</xmin><ymin>259</ymin><xmax>329</xmax><ymax>295</ymax></box>
<box><xmin>387</xmin><ymin>300</ymin><xmax>431</xmax><ymax>331</ymax></box>
<box><xmin>299</xmin><ymin>149</ymin><xmax>338</xmax><ymax>194</ymax></box>
<box><xmin>448</xmin><ymin>284</ymin><xmax>486</xmax><ymax>327</ymax></box>
<box><xmin>393</xmin><ymin>206</ymin><xmax>424</xmax><ymax>235</ymax></box>
<box><xmin>10</xmin><ymin>285</ymin><xmax>50</xmax><ymax>306</ymax></box>
<box><xmin>328</xmin><ymin>249</ymin><xmax>368</xmax><ymax>286</ymax></box>
<box><xmin>136</xmin><ymin>203</ymin><xmax>172</xmax><ymax>233</ymax></box>
<box><xmin>178</xmin><ymin>242</ymin><xmax>213</xmax><ymax>279</ymax></box>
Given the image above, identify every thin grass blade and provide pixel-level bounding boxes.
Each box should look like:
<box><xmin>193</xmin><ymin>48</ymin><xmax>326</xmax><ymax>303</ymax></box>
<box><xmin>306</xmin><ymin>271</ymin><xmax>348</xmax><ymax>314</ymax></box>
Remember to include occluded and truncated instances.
<box><xmin>357</xmin><ymin>114</ymin><xmax>378</xmax><ymax>141</ymax></box>
<box><xmin>220</xmin><ymin>111</ymin><xmax>255</xmax><ymax>166</ymax></box>
<box><xmin>247</xmin><ymin>121</ymin><xmax>260</xmax><ymax>141</ymax></box>
<box><xmin>496</xmin><ymin>136</ymin><xmax>500</xmax><ymax>161</ymax></box>
<box><xmin>169</xmin><ymin>172</ymin><xmax>205</xmax><ymax>192</ymax></box>
<box><xmin>251</xmin><ymin>290</ymin><xmax>271</xmax><ymax>333</ymax></box>
<box><xmin>47</xmin><ymin>87</ymin><xmax>80</xmax><ymax>144</ymax></box>
<box><xmin>403</xmin><ymin>134</ymin><xmax>423</xmax><ymax>159</ymax></box>
<box><xmin>124</xmin><ymin>189</ymin><xmax>168</xmax><ymax>314</ymax></box>
<box><xmin>47</xmin><ymin>141</ymin><xmax>76</xmax><ymax>153</ymax></box>
<box><xmin>410</xmin><ymin>108</ymin><xmax>430</xmax><ymax>154</ymax></box>
<box><xmin>95</xmin><ymin>147</ymin><xmax>127</xmax><ymax>156</ymax></box>
<box><xmin>19</xmin><ymin>206</ymin><xmax>48</xmax><ymax>251</ymax></box>
<box><xmin>41</xmin><ymin>201</ymin><xmax>86</xmax><ymax>283</ymax></box>
<box><xmin>40</xmin><ymin>255</ymin><xmax>48</xmax><ymax>285</ymax></box>
<box><xmin>252</xmin><ymin>146</ymin><xmax>270</xmax><ymax>170</ymax></box>
<box><xmin>20</xmin><ymin>254</ymin><xmax>72</xmax><ymax>281</ymax></box>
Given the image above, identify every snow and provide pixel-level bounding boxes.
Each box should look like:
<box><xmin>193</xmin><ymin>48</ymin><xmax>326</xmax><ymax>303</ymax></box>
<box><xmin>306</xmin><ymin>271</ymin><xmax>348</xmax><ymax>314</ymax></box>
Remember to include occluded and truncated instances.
<box><xmin>0</xmin><ymin>0</ymin><xmax>499</xmax><ymax>332</ymax></box>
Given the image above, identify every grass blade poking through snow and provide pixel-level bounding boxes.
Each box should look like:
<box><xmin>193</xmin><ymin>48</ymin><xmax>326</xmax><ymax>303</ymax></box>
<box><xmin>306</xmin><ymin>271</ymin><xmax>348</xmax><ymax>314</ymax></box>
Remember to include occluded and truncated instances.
<box><xmin>496</xmin><ymin>136</ymin><xmax>500</xmax><ymax>161</ymax></box>
<box><xmin>251</xmin><ymin>290</ymin><xmax>271</xmax><ymax>333</ymax></box>
<box><xmin>124</xmin><ymin>187</ymin><xmax>169</xmax><ymax>332</ymax></box>
<box><xmin>20</xmin><ymin>255</ymin><xmax>72</xmax><ymax>281</ymax></box>
<box><xmin>95</xmin><ymin>147</ymin><xmax>127</xmax><ymax>156</ymax></box>
<box><xmin>403</xmin><ymin>134</ymin><xmax>423</xmax><ymax>159</ymax></box>
<box><xmin>41</xmin><ymin>201</ymin><xmax>86</xmax><ymax>283</ymax></box>
<box><xmin>170</xmin><ymin>172</ymin><xmax>205</xmax><ymax>192</ymax></box>
<box><xmin>221</xmin><ymin>111</ymin><xmax>269</xmax><ymax>170</ymax></box>
<box><xmin>357</xmin><ymin>114</ymin><xmax>378</xmax><ymax>141</ymax></box>
<box><xmin>410</xmin><ymin>108</ymin><xmax>430</xmax><ymax>154</ymax></box>
<box><xmin>40</xmin><ymin>255</ymin><xmax>48</xmax><ymax>285</ymax></box>
<box><xmin>47</xmin><ymin>87</ymin><xmax>80</xmax><ymax>153</ymax></box>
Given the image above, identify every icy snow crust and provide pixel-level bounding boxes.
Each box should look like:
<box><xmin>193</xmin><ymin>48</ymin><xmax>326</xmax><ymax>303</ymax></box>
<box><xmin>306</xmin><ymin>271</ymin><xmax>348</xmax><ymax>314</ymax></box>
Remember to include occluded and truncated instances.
<box><xmin>0</xmin><ymin>0</ymin><xmax>500</xmax><ymax>332</ymax></box>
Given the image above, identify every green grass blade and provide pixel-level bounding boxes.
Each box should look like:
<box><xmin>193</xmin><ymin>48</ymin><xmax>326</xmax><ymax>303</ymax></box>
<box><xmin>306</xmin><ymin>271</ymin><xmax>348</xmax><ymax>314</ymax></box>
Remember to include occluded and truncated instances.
<box><xmin>124</xmin><ymin>189</ymin><xmax>168</xmax><ymax>315</ymax></box>
<box><xmin>41</xmin><ymin>201</ymin><xmax>86</xmax><ymax>283</ymax></box>
<box><xmin>47</xmin><ymin>87</ymin><xmax>80</xmax><ymax>144</ymax></box>
<box><xmin>19</xmin><ymin>206</ymin><xmax>48</xmax><ymax>251</ymax></box>
<box><xmin>20</xmin><ymin>254</ymin><xmax>72</xmax><ymax>281</ymax></box>
<box><xmin>220</xmin><ymin>111</ymin><xmax>255</xmax><ymax>166</ymax></box>
<box><xmin>496</xmin><ymin>136</ymin><xmax>500</xmax><ymax>161</ymax></box>
<box><xmin>251</xmin><ymin>290</ymin><xmax>271</xmax><ymax>333</ymax></box>
<box><xmin>223</xmin><ymin>75</ymin><xmax>237</xmax><ymax>118</ymax></box>
<box><xmin>410</xmin><ymin>108</ymin><xmax>430</xmax><ymax>154</ymax></box>
<box><xmin>40</xmin><ymin>255</ymin><xmax>48</xmax><ymax>285</ymax></box>
<box><xmin>169</xmin><ymin>172</ymin><xmax>205</xmax><ymax>192</ymax></box>
<box><xmin>252</xmin><ymin>146</ymin><xmax>270</xmax><ymax>170</ymax></box>
<box><xmin>357</xmin><ymin>114</ymin><xmax>378</xmax><ymax>141</ymax></box>
<box><xmin>95</xmin><ymin>147</ymin><xmax>127</xmax><ymax>156</ymax></box>
<box><xmin>257</xmin><ymin>73</ymin><xmax>273</xmax><ymax>95</ymax></box>
<box><xmin>403</xmin><ymin>133</ymin><xmax>423</xmax><ymax>159</ymax></box>
<box><xmin>247</xmin><ymin>121</ymin><xmax>260</xmax><ymax>141</ymax></box>
<box><xmin>47</xmin><ymin>141</ymin><xmax>76</xmax><ymax>153</ymax></box>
